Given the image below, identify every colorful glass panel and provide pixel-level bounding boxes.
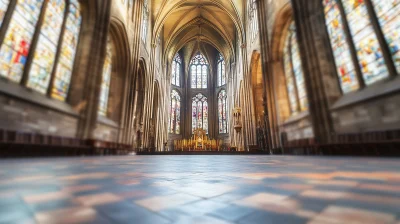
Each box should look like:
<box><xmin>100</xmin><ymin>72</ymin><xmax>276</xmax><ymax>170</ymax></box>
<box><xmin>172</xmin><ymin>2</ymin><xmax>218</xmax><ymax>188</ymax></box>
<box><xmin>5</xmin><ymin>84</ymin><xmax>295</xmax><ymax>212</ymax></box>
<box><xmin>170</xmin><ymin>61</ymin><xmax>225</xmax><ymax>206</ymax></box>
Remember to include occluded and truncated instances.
<box><xmin>52</xmin><ymin>0</ymin><xmax>81</xmax><ymax>101</ymax></box>
<box><xmin>284</xmin><ymin>21</ymin><xmax>309</xmax><ymax>114</ymax></box>
<box><xmin>0</xmin><ymin>0</ymin><xmax>10</xmax><ymax>27</ymax></box>
<box><xmin>218</xmin><ymin>90</ymin><xmax>228</xmax><ymax>134</ymax></box>
<box><xmin>169</xmin><ymin>90</ymin><xmax>181</xmax><ymax>134</ymax></box>
<box><xmin>98</xmin><ymin>40</ymin><xmax>112</xmax><ymax>116</ymax></box>
<box><xmin>323</xmin><ymin>0</ymin><xmax>359</xmax><ymax>93</ymax></box>
<box><xmin>192</xmin><ymin>93</ymin><xmax>208</xmax><ymax>133</ymax></box>
<box><xmin>171</xmin><ymin>54</ymin><xmax>181</xmax><ymax>86</ymax></box>
<box><xmin>217</xmin><ymin>54</ymin><xmax>226</xmax><ymax>86</ymax></box>
<box><xmin>371</xmin><ymin>0</ymin><xmax>400</xmax><ymax>74</ymax></box>
<box><xmin>283</xmin><ymin>27</ymin><xmax>298</xmax><ymax>114</ymax></box>
<box><xmin>27</xmin><ymin>0</ymin><xmax>66</xmax><ymax>94</ymax></box>
<box><xmin>190</xmin><ymin>53</ymin><xmax>208</xmax><ymax>88</ymax></box>
<box><xmin>290</xmin><ymin>25</ymin><xmax>308</xmax><ymax>111</ymax></box>
<box><xmin>342</xmin><ymin>0</ymin><xmax>389</xmax><ymax>85</ymax></box>
<box><xmin>0</xmin><ymin>0</ymin><xmax>44</xmax><ymax>83</ymax></box>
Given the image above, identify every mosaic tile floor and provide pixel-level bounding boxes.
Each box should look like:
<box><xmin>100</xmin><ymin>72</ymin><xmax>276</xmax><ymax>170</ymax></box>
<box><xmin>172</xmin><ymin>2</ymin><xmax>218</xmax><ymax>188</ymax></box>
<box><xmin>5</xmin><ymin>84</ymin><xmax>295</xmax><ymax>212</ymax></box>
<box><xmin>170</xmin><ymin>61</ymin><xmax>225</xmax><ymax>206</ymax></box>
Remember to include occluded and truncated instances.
<box><xmin>1</xmin><ymin>155</ymin><xmax>400</xmax><ymax>224</ymax></box>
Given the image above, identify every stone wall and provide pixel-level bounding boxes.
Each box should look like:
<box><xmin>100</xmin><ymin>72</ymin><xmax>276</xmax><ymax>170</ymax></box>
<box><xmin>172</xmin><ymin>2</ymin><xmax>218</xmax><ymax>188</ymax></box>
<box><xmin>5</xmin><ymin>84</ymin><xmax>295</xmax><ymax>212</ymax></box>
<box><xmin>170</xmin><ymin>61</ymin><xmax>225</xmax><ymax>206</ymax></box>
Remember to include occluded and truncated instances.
<box><xmin>93</xmin><ymin>122</ymin><xmax>119</xmax><ymax>142</ymax></box>
<box><xmin>0</xmin><ymin>94</ymin><xmax>78</xmax><ymax>137</ymax></box>
<box><xmin>332</xmin><ymin>93</ymin><xmax>400</xmax><ymax>134</ymax></box>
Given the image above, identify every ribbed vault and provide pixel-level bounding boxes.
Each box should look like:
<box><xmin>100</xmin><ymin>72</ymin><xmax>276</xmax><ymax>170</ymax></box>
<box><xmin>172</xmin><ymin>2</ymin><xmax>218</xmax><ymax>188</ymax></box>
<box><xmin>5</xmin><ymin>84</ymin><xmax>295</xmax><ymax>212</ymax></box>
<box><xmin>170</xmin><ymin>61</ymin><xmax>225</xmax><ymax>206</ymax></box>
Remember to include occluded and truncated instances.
<box><xmin>153</xmin><ymin>0</ymin><xmax>243</xmax><ymax>64</ymax></box>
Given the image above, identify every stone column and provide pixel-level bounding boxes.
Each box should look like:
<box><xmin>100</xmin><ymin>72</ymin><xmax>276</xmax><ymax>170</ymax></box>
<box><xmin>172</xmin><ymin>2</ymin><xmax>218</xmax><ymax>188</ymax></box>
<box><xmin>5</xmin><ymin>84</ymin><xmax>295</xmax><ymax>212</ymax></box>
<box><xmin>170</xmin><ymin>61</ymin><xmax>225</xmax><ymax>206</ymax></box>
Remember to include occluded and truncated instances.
<box><xmin>256</xmin><ymin>0</ymin><xmax>278</xmax><ymax>151</ymax></box>
<box><xmin>75</xmin><ymin>0</ymin><xmax>112</xmax><ymax>139</ymax></box>
<box><xmin>122</xmin><ymin>0</ymin><xmax>143</xmax><ymax>144</ymax></box>
<box><xmin>291</xmin><ymin>0</ymin><xmax>335</xmax><ymax>144</ymax></box>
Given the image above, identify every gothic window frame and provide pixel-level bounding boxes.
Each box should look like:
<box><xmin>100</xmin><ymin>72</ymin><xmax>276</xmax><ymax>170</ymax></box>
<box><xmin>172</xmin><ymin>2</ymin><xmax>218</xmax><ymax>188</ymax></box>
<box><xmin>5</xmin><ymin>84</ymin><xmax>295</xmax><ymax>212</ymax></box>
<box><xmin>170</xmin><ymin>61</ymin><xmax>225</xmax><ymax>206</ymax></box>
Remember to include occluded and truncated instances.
<box><xmin>217</xmin><ymin>53</ymin><xmax>226</xmax><ymax>87</ymax></box>
<box><xmin>98</xmin><ymin>36</ymin><xmax>113</xmax><ymax>116</ymax></box>
<box><xmin>168</xmin><ymin>89</ymin><xmax>181</xmax><ymax>134</ymax></box>
<box><xmin>248</xmin><ymin>0</ymin><xmax>259</xmax><ymax>42</ymax></box>
<box><xmin>218</xmin><ymin>89</ymin><xmax>228</xmax><ymax>134</ymax></box>
<box><xmin>0</xmin><ymin>0</ymin><xmax>83</xmax><ymax>102</ymax></box>
<box><xmin>322</xmin><ymin>0</ymin><xmax>399</xmax><ymax>95</ymax></box>
<box><xmin>282</xmin><ymin>20</ymin><xmax>308</xmax><ymax>115</ymax></box>
<box><xmin>141</xmin><ymin>0</ymin><xmax>149</xmax><ymax>43</ymax></box>
<box><xmin>190</xmin><ymin>53</ymin><xmax>208</xmax><ymax>89</ymax></box>
<box><xmin>192</xmin><ymin>93</ymin><xmax>208</xmax><ymax>133</ymax></box>
<box><xmin>171</xmin><ymin>53</ymin><xmax>181</xmax><ymax>86</ymax></box>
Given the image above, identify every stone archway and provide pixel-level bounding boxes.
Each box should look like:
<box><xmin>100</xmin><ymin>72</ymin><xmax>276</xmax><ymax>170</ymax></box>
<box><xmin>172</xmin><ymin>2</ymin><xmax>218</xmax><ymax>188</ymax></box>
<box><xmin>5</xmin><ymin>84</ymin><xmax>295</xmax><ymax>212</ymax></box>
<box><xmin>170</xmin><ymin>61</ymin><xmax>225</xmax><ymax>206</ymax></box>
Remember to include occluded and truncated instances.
<box><xmin>132</xmin><ymin>59</ymin><xmax>146</xmax><ymax>149</ymax></box>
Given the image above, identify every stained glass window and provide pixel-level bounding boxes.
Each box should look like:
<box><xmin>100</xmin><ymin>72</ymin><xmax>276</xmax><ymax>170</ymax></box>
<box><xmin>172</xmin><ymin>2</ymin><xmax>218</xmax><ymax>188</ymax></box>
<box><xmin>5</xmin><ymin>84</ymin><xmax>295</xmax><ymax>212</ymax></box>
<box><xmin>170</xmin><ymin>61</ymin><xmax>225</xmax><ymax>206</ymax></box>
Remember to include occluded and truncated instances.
<box><xmin>0</xmin><ymin>0</ymin><xmax>44</xmax><ymax>83</ymax></box>
<box><xmin>283</xmin><ymin>21</ymin><xmax>308</xmax><ymax>114</ymax></box>
<box><xmin>323</xmin><ymin>0</ymin><xmax>359</xmax><ymax>93</ymax></box>
<box><xmin>190</xmin><ymin>53</ymin><xmax>208</xmax><ymax>89</ymax></box>
<box><xmin>52</xmin><ymin>0</ymin><xmax>81</xmax><ymax>101</ymax></box>
<box><xmin>342</xmin><ymin>0</ymin><xmax>389</xmax><ymax>85</ymax></box>
<box><xmin>141</xmin><ymin>0</ymin><xmax>148</xmax><ymax>43</ymax></box>
<box><xmin>323</xmin><ymin>0</ymin><xmax>395</xmax><ymax>91</ymax></box>
<box><xmin>98</xmin><ymin>39</ymin><xmax>113</xmax><ymax>116</ymax></box>
<box><xmin>192</xmin><ymin>93</ymin><xmax>208</xmax><ymax>133</ymax></box>
<box><xmin>0</xmin><ymin>0</ymin><xmax>10</xmax><ymax>27</ymax></box>
<box><xmin>169</xmin><ymin>90</ymin><xmax>181</xmax><ymax>134</ymax></box>
<box><xmin>371</xmin><ymin>0</ymin><xmax>400</xmax><ymax>74</ymax></box>
<box><xmin>171</xmin><ymin>54</ymin><xmax>181</xmax><ymax>86</ymax></box>
<box><xmin>249</xmin><ymin>0</ymin><xmax>258</xmax><ymax>42</ymax></box>
<box><xmin>217</xmin><ymin>53</ymin><xmax>226</xmax><ymax>86</ymax></box>
<box><xmin>283</xmin><ymin>26</ymin><xmax>298</xmax><ymax>114</ymax></box>
<box><xmin>27</xmin><ymin>0</ymin><xmax>66</xmax><ymax>94</ymax></box>
<box><xmin>218</xmin><ymin>90</ymin><xmax>228</xmax><ymax>134</ymax></box>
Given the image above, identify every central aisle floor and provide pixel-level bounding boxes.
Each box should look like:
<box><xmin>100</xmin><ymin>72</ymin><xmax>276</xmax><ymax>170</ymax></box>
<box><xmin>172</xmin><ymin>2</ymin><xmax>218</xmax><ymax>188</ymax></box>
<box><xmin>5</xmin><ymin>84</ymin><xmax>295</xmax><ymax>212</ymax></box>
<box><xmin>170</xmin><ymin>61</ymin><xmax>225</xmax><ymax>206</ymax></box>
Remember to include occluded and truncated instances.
<box><xmin>0</xmin><ymin>155</ymin><xmax>399</xmax><ymax>224</ymax></box>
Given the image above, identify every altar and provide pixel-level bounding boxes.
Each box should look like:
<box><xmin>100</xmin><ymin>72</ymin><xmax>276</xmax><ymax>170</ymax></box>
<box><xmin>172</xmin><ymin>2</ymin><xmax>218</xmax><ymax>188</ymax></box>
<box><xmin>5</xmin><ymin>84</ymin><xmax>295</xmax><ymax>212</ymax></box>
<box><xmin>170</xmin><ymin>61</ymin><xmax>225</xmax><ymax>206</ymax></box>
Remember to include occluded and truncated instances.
<box><xmin>174</xmin><ymin>128</ymin><xmax>222</xmax><ymax>151</ymax></box>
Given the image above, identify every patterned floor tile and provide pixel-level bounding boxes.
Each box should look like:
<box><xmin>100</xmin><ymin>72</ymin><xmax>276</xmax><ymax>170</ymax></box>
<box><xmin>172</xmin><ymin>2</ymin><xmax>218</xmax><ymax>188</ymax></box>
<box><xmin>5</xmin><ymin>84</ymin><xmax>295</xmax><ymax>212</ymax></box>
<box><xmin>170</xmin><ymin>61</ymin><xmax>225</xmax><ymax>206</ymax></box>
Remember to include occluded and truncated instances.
<box><xmin>74</xmin><ymin>193</ymin><xmax>122</xmax><ymax>206</ymax></box>
<box><xmin>308</xmin><ymin>206</ymin><xmax>396</xmax><ymax>224</ymax></box>
<box><xmin>35</xmin><ymin>207</ymin><xmax>98</xmax><ymax>224</ymax></box>
<box><xmin>0</xmin><ymin>155</ymin><xmax>399</xmax><ymax>224</ymax></box>
<box><xmin>135</xmin><ymin>193</ymin><xmax>201</xmax><ymax>212</ymax></box>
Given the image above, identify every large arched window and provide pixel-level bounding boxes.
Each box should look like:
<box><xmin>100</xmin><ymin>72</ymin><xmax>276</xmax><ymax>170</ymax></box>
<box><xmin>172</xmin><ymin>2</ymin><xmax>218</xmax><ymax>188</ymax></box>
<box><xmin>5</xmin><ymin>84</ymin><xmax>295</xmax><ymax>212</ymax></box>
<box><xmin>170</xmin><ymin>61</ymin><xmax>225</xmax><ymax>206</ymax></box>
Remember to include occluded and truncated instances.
<box><xmin>218</xmin><ymin>89</ymin><xmax>228</xmax><ymax>134</ymax></box>
<box><xmin>171</xmin><ymin>54</ymin><xmax>181</xmax><ymax>86</ymax></box>
<box><xmin>190</xmin><ymin>53</ymin><xmax>208</xmax><ymax>89</ymax></box>
<box><xmin>98</xmin><ymin>39</ymin><xmax>112</xmax><ymax>116</ymax></box>
<box><xmin>141</xmin><ymin>0</ymin><xmax>148</xmax><ymax>43</ymax></box>
<box><xmin>0</xmin><ymin>0</ymin><xmax>82</xmax><ymax>101</ymax></box>
<box><xmin>283</xmin><ymin>21</ymin><xmax>308</xmax><ymax>114</ymax></box>
<box><xmin>248</xmin><ymin>0</ymin><xmax>258</xmax><ymax>42</ymax></box>
<box><xmin>217</xmin><ymin>53</ymin><xmax>226</xmax><ymax>86</ymax></box>
<box><xmin>323</xmin><ymin>0</ymin><xmax>399</xmax><ymax>93</ymax></box>
<box><xmin>169</xmin><ymin>89</ymin><xmax>181</xmax><ymax>134</ymax></box>
<box><xmin>192</xmin><ymin>93</ymin><xmax>208</xmax><ymax>133</ymax></box>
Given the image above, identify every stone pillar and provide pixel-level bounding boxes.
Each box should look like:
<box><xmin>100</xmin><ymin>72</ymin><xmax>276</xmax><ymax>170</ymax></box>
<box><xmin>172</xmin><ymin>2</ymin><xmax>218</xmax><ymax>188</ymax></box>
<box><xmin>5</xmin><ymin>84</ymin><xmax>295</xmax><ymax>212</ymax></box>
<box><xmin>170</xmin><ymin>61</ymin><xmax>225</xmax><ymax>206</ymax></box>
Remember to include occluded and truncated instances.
<box><xmin>75</xmin><ymin>0</ymin><xmax>112</xmax><ymax>139</ymax></box>
<box><xmin>291</xmin><ymin>0</ymin><xmax>335</xmax><ymax>144</ymax></box>
<box><xmin>122</xmin><ymin>0</ymin><xmax>143</xmax><ymax>144</ymax></box>
<box><xmin>256</xmin><ymin>0</ymin><xmax>278</xmax><ymax>151</ymax></box>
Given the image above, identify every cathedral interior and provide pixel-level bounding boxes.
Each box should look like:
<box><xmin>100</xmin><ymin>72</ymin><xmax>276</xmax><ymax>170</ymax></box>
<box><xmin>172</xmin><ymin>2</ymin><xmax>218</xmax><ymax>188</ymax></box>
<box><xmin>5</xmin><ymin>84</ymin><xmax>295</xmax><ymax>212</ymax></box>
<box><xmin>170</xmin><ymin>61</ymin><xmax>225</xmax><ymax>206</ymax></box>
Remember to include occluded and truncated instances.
<box><xmin>0</xmin><ymin>0</ymin><xmax>400</xmax><ymax>223</ymax></box>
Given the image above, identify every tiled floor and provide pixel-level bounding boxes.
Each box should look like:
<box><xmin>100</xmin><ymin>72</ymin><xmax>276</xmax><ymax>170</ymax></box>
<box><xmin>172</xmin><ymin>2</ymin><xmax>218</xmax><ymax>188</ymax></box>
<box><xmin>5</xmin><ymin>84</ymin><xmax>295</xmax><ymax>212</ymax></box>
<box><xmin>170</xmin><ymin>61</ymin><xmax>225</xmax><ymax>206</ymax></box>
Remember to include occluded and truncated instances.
<box><xmin>1</xmin><ymin>155</ymin><xmax>400</xmax><ymax>224</ymax></box>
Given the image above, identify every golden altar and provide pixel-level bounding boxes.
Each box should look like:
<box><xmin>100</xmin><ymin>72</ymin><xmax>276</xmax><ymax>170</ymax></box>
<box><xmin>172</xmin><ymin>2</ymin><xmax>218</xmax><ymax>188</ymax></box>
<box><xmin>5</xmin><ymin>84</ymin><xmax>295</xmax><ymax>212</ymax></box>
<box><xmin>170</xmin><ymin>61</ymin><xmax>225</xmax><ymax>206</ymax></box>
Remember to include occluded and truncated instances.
<box><xmin>174</xmin><ymin>128</ymin><xmax>222</xmax><ymax>151</ymax></box>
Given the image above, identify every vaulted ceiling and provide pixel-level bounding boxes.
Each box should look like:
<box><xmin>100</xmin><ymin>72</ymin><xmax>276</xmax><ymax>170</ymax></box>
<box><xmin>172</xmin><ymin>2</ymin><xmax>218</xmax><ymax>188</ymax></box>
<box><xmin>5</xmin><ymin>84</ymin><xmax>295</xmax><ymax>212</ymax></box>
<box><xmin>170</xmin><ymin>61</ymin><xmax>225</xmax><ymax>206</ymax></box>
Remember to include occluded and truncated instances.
<box><xmin>152</xmin><ymin>0</ymin><xmax>244</xmax><ymax>64</ymax></box>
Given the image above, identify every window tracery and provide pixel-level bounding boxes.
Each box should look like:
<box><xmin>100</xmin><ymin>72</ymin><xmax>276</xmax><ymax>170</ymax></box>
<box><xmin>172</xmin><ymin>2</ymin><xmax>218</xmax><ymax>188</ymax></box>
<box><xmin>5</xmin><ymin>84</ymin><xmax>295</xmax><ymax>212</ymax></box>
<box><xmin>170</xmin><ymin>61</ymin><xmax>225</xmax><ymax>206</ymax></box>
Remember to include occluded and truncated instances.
<box><xmin>0</xmin><ymin>0</ymin><xmax>82</xmax><ymax>101</ymax></box>
<box><xmin>169</xmin><ymin>90</ymin><xmax>181</xmax><ymax>134</ymax></box>
<box><xmin>218</xmin><ymin>89</ymin><xmax>228</xmax><ymax>134</ymax></box>
<box><xmin>283</xmin><ymin>21</ymin><xmax>308</xmax><ymax>114</ymax></box>
<box><xmin>323</xmin><ymin>0</ymin><xmax>400</xmax><ymax>93</ymax></box>
<box><xmin>217</xmin><ymin>53</ymin><xmax>226</xmax><ymax>87</ymax></box>
<box><xmin>171</xmin><ymin>54</ymin><xmax>181</xmax><ymax>86</ymax></box>
<box><xmin>190</xmin><ymin>53</ymin><xmax>208</xmax><ymax>89</ymax></box>
<box><xmin>192</xmin><ymin>93</ymin><xmax>208</xmax><ymax>133</ymax></box>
